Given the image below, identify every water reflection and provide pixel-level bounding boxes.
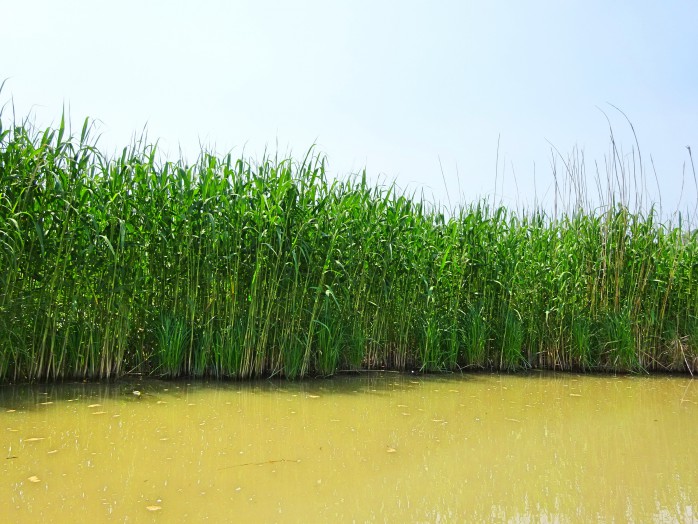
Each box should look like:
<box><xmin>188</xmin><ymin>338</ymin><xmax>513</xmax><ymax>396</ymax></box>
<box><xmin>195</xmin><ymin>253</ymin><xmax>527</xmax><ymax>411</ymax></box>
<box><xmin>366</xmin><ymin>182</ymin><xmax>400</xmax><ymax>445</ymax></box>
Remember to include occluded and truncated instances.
<box><xmin>1</xmin><ymin>373</ymin><xmax>696</xmax><ymax>522</ymax></box>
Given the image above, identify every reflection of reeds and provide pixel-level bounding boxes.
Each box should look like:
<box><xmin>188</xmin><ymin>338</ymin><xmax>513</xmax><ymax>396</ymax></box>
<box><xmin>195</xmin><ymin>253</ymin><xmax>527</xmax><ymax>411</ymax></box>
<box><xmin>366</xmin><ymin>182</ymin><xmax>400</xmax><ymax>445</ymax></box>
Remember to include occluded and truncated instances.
<box><xmin>0</xmin><ymin>109</ymin><xmax>696</xmax><ymax>380</ymax></box>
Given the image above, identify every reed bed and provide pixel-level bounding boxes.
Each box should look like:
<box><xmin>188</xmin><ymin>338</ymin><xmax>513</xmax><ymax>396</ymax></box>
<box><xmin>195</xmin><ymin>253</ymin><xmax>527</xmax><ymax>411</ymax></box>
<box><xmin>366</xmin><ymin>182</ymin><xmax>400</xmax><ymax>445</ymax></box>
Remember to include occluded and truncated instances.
<box><xmin>0</xmin><ymin>111</ymin><xmax>696</xmax><ymax>381</ymax></box>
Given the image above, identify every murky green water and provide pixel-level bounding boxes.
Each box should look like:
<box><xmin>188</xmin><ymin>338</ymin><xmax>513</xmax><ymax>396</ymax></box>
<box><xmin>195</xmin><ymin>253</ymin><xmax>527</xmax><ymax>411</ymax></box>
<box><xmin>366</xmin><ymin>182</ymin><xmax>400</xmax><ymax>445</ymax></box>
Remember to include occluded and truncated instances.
<box><xmin>1</xmin><ymin>372</ymin><xmax>696</xmax><ymax>523</ymax></box>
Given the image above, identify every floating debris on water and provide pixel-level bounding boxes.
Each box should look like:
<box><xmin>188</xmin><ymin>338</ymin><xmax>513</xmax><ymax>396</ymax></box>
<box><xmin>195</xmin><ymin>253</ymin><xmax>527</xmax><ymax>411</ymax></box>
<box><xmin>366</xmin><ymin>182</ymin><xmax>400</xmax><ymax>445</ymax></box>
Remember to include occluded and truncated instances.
<box><xmin>28</xmin><ymin>476</ymin><xmax>40</xmax><ymax>483</ymax></box>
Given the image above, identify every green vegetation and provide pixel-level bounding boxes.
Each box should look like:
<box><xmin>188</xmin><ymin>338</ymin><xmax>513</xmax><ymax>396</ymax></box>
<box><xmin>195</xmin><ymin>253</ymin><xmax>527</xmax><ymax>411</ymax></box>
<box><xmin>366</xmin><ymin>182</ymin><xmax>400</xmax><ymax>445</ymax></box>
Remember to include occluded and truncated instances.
<box><xmin>1</xmin><ymin>110</ymin><xmax>697</xmax><ymax>381</ymax></box>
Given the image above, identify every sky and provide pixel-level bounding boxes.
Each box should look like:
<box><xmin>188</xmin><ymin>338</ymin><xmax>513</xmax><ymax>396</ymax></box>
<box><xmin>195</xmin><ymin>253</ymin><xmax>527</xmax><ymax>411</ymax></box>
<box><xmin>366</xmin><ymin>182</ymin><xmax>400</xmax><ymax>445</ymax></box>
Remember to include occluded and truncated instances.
<box><xmin>3</xmin><ymin>0</ymin><xmax>697</xmax><ymax>218</ymax></box>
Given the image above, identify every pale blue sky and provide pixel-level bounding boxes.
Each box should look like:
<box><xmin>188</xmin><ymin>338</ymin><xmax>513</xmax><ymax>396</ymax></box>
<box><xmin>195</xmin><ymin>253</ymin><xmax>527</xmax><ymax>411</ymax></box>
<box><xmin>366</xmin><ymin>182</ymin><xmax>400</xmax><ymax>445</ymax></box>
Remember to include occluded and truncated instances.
<box><xmin>3</xmin><ymin>1</ymin><xmax>697</xmax><ymax>216</ymax></box>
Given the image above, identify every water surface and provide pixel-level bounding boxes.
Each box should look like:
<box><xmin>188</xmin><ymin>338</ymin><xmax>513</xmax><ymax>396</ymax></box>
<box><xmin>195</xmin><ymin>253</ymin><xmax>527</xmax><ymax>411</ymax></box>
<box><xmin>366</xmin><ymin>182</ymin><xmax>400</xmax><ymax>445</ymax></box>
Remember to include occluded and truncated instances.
<box><xmin>1</xmin><ymin>372</ymin><xmax>696</xmax><ymax>522</ymax></box>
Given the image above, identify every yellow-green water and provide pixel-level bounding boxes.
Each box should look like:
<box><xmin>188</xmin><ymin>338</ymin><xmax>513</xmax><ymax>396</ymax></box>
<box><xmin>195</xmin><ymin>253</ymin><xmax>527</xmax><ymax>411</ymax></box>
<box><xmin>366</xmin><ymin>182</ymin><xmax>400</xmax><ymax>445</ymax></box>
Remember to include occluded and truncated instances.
<box><xmin>1</xmin><ymin>373</ymin><xmax>696</xmax><ymax>523</ymax></box>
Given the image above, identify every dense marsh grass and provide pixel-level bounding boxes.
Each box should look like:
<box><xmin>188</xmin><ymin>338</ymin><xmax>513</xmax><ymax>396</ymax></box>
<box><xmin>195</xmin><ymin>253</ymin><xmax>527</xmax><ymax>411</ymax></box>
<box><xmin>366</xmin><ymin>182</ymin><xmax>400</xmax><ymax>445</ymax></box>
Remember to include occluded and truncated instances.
<box><xmin>0</xmin><ymin>110</ymin><xmax>696</xmax><ymax>381</ymax></box>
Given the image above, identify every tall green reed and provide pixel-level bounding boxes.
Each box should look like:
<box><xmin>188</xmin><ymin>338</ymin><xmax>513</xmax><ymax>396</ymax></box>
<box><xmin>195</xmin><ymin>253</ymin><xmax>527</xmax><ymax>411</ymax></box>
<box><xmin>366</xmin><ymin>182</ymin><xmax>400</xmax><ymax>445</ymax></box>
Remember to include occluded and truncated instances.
<box><xmin>0</xmin><ymin>108</ymin><xmax>696</xmax><ymax>381</ymax></box>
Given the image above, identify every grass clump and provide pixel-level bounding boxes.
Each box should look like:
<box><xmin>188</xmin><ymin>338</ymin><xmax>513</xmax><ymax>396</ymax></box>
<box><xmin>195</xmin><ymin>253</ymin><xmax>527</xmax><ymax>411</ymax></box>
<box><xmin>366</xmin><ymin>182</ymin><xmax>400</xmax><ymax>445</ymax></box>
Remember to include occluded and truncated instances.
<box><xmin>0</xmin><ymin>109</ymin><xmax>697</xmax><ymax>381</ymax></box>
